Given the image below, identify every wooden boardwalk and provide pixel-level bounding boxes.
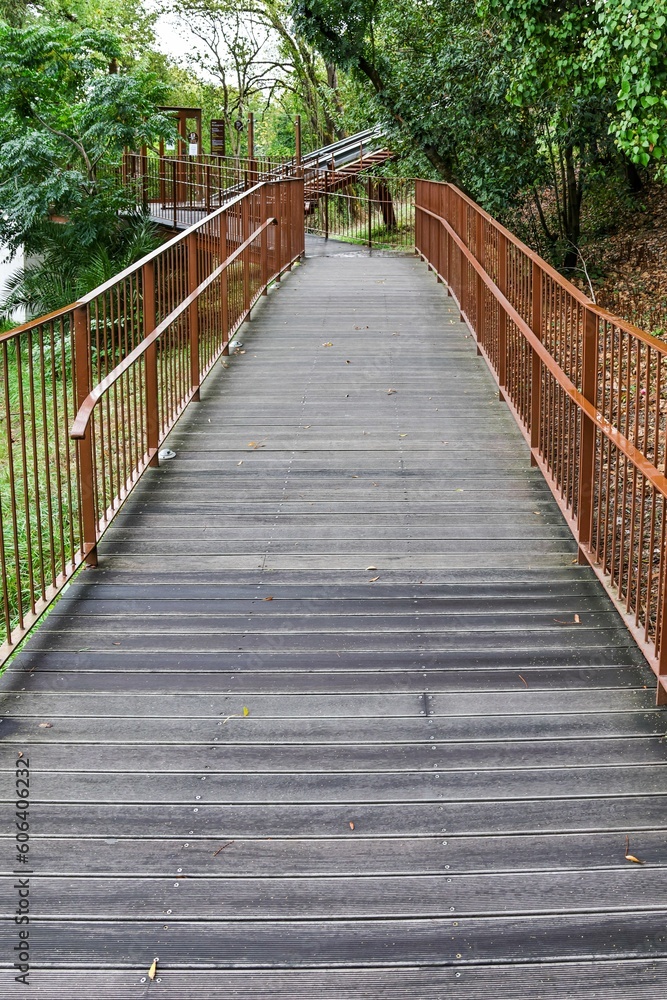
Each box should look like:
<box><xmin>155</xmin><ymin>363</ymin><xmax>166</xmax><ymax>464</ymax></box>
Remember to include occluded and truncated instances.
<box><xmin>1</xmin><ymin>236</ymin><xmax>666</xmax><ymax>996</ymax></box>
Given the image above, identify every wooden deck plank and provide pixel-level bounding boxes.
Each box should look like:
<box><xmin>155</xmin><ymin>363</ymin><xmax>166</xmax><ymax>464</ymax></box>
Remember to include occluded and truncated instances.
<box><xmin>4</xmin><ymin>913</ymin><xmax>666</xmax><ymax>966</ymax></box>
<box><xmin>0</xmin><ymin>237</ymin><xmax>665</xmax><ymax>995</ymax></box>
<box><xmin>4</xmin><ymin>962</ymin><xmax>666</xmax><ymax>999</ymax></box>
<box><xmin>13</xmin><ymin>830</ymin><xmax>667</xmax><ymax>876</ymax></box>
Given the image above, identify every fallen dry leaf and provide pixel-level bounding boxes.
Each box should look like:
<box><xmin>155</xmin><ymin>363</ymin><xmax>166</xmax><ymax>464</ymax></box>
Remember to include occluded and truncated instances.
<box><xmin>237</xmin><ymin>460</ymin><xmax>243</xmax><ymax>466</ymax></box>
<box><xmin>399</xmin><ymin>433</ymin><xmax>408</xmax><ymax>438</ymax></box>
<box><xmin>518</xmin><ymin>674</ymin><xmax>528</xmax><ymax>688</ymax></box>
<box><xmin>366</xmin><ymin>565</ymin><xmax>378</xmax><ymax>571</ymax></box>
<box><xmin>322</xmin><ymin>341</ymin><xmax>333</xmax><ymax>347</ymax></box>
<box><xmin>242</xmin><ymin>706</ymin><xmax>250</xmax><ymax>717</ymax></box>
<box><xmin>369</xmin><ymin>576</ymin><xmax>380</xmax><ymax>583</ymax></box>
<box><xmin>247</xmin><ymin>441</ymin><xmax>264</xmax><ymax>449</ymax></box>
<box><xmin>38</xmin><ymin>722</ymin><xmax>53</xmax><ymax>729</ymax></box>
<box><xmin>624</xmin><ymin>835</ymin><xmax>645</xmax><ymax>864</ymax></box>
<box><xmin>387</xmin><ymin>388</ymin><xmax>397</xmax><ymax>395</ymax></box>
<box><xmin>574</xmin><ymin>614</ymin><xmax>581</xmax><ymax>624</ymax></box>
<box><xmin>148</xmin><ymin>958</ymin><xmax>158</xmax><ymax>981</ymax></box>
<box><xmin>349</xmin><ymin>821</ymin><xmax>355</xmax><ymax>830</ymax></box>
<box><xmin>263</xmin><ymin>596</ymin><xmax>274</xmax><ymax>601</ymax></box>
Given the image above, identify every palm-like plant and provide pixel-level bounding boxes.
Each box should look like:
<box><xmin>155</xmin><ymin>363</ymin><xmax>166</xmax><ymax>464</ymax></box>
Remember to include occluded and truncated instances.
<box><xmin>1</xmin><ymin>212</ymin><xmax>163</xmax><ymax>321</ymax></box>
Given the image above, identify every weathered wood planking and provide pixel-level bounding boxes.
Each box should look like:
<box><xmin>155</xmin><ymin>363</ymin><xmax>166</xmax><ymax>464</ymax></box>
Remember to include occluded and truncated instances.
<box><xmin>0</xmin><ymin>236</ymin><xmax>665</xmax><ymax>997</ymax></box>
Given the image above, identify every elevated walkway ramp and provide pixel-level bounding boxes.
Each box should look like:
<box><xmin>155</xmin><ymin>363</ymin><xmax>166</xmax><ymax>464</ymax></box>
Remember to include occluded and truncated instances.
<box><xmin>1</xmin><ymin>238</ymin><xmax>665</xmax><ymax>996</ymax></box>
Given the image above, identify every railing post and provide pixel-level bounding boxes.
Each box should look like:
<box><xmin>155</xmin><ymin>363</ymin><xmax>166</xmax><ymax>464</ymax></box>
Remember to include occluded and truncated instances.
<box><xmin>248</xmin><ymin>112</ymin><xmax>256</xmax><ymax>185</ymax></box>
<box><xmin>298</xmin><ymin>175</ymin><xmax>305</xmax><ymax>258</ymax></box>
<box><xmin>295</xmin><ymin>115</ymin><xmax>302</xmax><ymax>176</ymax></box>
<box><xmin>458</xmin><ymin>195</ymin><xmax>466</xmax><ymax>321</ymax></box>
<box><xmin>242</xmin><ymin>193</ymin><xmax>251</xmax><ymax>316</ymax></box>
<box><xmin>140</xmin><ymin>145</ymin><xmax>148</xmax><ymax>213</ymax></box>
<box><xmin>73</xmin><ymin>305</ymin><xmax>97</xmax><ymax>566</ymax></box>
<box><xmin>497</xmin><ymin>232</ymin><xmax>508</xmax><ymax>399</ymax></box>
<box><xmin>275</xmin><ymin>183</ymin><xmax>283</xmax><ymax>282</ymax></box>
<box><xmin>414</xmin><ymin>180</ymin><xmax>420</xmax><ymax>256</ymax></box>
<box><xmin>530</xmin><ymin>259</ymin><xmax>543</xmax><ymax>465</ymax></box>
<box><xmin>658</xmin><ymin>588</ymin><xmax>667</xmax><ymax>705</ymax></box>
<box><xmin>367</xmin><ymin>175</ymin><xmax>373</xmax><ymax>248</ymax></box>
<box><xmin>577</xmin><ymin>306</ymin><xmax>598</xmax><ymax>563</ymax></box>
<box><xmin>445</xmin><ymin>186</ymin><xmax>452</xmax><ymax>293</ymax></box>
<box><xmin>172</xmin><ymin>158</ymin><xmax>177</xmax><ymax>230</ymax></box>
<box><xmin>188</xmin><ymin>231</ymin><xmax>201</xmax><ymax>400</ymax></box>
<box><xmin>260</xmin><ymin>184</ymin><xmax>269</xmax><ymax>293</ymax></box>
<box><xmin>475</xmin><ymin>210</ymin><xmax>484</xmax><ymax>354</ymax></box>
<box><xmin>142</xmin><ymin>261</ymin><xmax>160</xmax><ymax>465</ymax></box>
<box><xmin>220</xmin><ymin>211</ymin><xmax>230</xmax><ymax>352</ymax></box>
<box><xmin>324</xmin><ymin>170</ymin><xmax>329</xmax><ymax>241</ymax></box>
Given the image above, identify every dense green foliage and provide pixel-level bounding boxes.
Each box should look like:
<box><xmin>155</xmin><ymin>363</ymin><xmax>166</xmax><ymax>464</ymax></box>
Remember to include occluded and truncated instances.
<box><xmin>291</xmin><ymin>0</ymin><xmax>667</xmax><ymax>268</ymax></box>
<box><xmin>2</xmin><ymin>0</ymin><xmax>667</xmax><ymax>291</ymax></box>
<box><xmin>0</xmin><ymin>23</ymin><xmax>173</xmax><ymax>256</ymax></box>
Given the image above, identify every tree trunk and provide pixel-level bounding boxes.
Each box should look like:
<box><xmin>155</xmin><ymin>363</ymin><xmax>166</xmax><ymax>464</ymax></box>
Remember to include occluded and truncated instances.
<box><xmin>625</xmin><ymin>158</ymin><xmax>644</xmax><ymax>193</ymax></box>
<box><xmin>561</xmin><ymin>143</ymin><xmax>583</xmax><ymax>271</ymax></box>
<box><xmin>376</xmin><ymin>180</ymin><xmax>397</xmax><ymax>231</ymax></box>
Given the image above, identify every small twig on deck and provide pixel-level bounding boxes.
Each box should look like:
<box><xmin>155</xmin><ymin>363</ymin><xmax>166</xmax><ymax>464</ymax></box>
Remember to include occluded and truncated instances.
<box><xmin>213</xmin><ymin>841</ymin><xmax>235</xmax><ymax>857</ymax></box>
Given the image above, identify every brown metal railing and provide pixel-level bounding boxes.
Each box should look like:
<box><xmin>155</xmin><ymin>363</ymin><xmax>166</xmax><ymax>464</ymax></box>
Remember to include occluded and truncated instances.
<box><xmin>306</xmin><ymin>175</ymin><xmax>415</xmax><ymax>250</ymax></box>
<box><xmin>0</xmin><ymin>177</ymin><xmax>304</xmax><ymax>663</ymax></box>
<box><xmin>416</xmin><ymin>179</ymin><xmax>667</xmax><ymax>704</ymax></box>
<box><xmin>121</xmin><ymin>152</ymin><xmax>296</xmax><ymax>227</ymax></box>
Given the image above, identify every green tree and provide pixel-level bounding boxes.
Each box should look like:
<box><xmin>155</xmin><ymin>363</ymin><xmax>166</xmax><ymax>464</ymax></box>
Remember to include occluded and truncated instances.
<box><xmin>0</xmin><ymin>22</ymin><xmax>174</xmax><ymax>257</ymax></box>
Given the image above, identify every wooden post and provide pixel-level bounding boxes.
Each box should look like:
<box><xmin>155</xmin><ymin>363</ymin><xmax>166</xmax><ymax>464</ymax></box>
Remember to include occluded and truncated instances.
<box><xmin>188</xmin><ymin>231</ymin><xmax>201</xmax><ymax>400</ymax></box>
<box><xmin>73</xmin><ymin>305</ymin><xmax>97</xmax><ymax>566</ymax></box>
<box><xmin>530</xmin><ymin>259</ymin><xmax>543</xmax><ymax>465</ymax></box>
<box><xmin>142</xmin><ymin>261</ymin><xmax>160</xmax><ymax>465</ymax></box>
<box><xmin>324</xmin><ymin>169</ymin><xmax>329</xmax><ymax>240</ymax></box>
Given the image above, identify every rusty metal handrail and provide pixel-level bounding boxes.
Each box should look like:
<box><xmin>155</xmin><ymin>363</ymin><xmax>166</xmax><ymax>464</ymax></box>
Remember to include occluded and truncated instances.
<box><xmin>0</xmin><ymin>180</ymin><xmax>284</xmax><ymax>345</ymax></box>
<box><xmin>0</xmin><ymin>175</ymin><xmax>305</xmax><ymax>664</ymax></box>
<box><xmin>447</xmin><ymin>184</ymin><xmax>667</xmax><ymax>356</ymax></box>
<box><xmin>70</xmin><ymin>217</ymin><xmax>277</xmax><ymax>440</ymax></box>
<box><xmin>417</xmin><ymin>204</ymin><xmax>667</xmax><ymax>498</ymax></box>
<box><xmin>415</xmin><ymin>180</ymin><xmax>667</xmax><ymax>703</ymax></box>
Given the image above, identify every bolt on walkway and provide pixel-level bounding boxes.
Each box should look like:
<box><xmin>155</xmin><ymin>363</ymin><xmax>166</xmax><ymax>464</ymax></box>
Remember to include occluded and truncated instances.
<box><xmin>1</xmin><ymin>236</ymin><xmax>666</xmax><ymax>997</ymax></box>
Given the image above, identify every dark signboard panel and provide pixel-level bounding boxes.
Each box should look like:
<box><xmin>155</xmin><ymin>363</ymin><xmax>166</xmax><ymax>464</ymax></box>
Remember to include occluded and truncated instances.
<box><xmin>210</xmin><ymin>119</ymin><xmax>226</xmax><ymax>155</ymax></box>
